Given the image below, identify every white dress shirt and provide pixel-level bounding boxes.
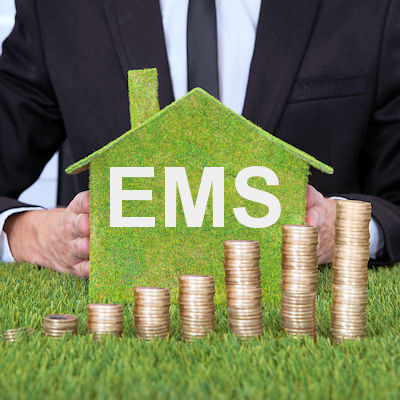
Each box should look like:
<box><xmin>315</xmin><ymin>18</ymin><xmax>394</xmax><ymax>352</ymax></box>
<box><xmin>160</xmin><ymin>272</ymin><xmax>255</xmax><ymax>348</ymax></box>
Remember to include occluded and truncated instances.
<box><xmin>0</xmin><ymin>0</ymin><xmax>383</xmax><ymax>261</ymax></box>
<box><xmin>161</xmin><ymin>0</ymin><xmax>262</xmax><ymax>115</ymax></box>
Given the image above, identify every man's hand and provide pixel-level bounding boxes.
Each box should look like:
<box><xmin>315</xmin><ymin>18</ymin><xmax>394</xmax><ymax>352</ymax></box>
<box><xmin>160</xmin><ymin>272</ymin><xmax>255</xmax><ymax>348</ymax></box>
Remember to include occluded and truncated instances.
<box><xmin>305</xmin><ymin>185</ymin><xmax>336</xmax><ymax>264</ymax></box>
<box><xmin>4</xmin><ymin>191</ymin><xmax>90</xmax><ymax>277</ymax></box>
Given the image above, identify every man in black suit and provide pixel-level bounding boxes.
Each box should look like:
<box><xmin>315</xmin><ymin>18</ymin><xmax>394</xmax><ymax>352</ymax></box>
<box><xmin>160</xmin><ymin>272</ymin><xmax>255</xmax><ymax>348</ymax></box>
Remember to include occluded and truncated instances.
<box><xmin>1</xmin><ymin>0</ymin><xmax>399</xmax><ymax>277</ymax></box>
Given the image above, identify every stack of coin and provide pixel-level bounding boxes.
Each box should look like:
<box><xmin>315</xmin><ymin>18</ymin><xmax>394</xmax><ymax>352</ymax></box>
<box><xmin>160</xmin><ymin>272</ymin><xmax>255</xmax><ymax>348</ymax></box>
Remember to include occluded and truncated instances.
<box><xmin>42</xmin><ymin>314</ymin><xmax>78</xmax><ymax>338</ymax></box>
<box><xmin>224</xmin><ymin>240</ymin><xmax>263</xmax><ymax>337</ymax></box>
<box><xmin>331</xmin><ymin>199</ymin><xmax>371</xmax><ymax>342</ymax></box>
<box><xmin>87</xmin><ymin>304</ymin><xmax>124</xmax><ymax>341</ymax></box>
<box><xmin>134</xmin><ymin>287</ymin><xmax>170</xmax><ymax>340</ymax></box>
<box><xmin>178</xmin><ymin>275</ymin><xmax>215</xmax><ymax>340</ymax></box>
<box><xmin>280</xmin><ymin>225</ymin><xmax>319</xmax><ymax>340</ymax></box>
<box><xmin>2</xmin><ymin>327</ymin><xmax>34</xmax><ymax>342</ymax></box>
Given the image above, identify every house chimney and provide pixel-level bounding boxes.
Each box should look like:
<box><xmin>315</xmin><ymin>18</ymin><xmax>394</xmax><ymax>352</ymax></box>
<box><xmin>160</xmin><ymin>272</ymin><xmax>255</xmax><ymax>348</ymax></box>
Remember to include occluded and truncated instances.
<box><xmin>128</xmin><ymin>68</ymin><xmax>160</xmax><ymax>129</ymax></box>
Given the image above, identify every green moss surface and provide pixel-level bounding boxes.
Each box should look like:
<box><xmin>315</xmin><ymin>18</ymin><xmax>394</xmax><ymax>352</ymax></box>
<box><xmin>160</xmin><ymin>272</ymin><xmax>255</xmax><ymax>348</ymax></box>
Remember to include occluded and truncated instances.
<box><xmin>66</xmin><ymin>69</ymin><xmax>333</xmax><ymax>304</ymax></box>
<box><xmin>66</xmin><ymin>73</ymin><xmax>333</xmax><ymax>176</ymax></box>
<box><xmin>88</xmin><ymin>91</ymin><xmax>311</xmax><ymax>304</ymax></box>
<box><xmin>128</xmin><ymin>68</ymin><xmax>159</xmax><ymax>129</ymax></box>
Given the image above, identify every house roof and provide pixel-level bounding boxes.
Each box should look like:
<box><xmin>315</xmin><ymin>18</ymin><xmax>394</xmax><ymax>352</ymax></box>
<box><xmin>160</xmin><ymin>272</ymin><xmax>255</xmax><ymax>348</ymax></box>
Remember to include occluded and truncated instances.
<box><xmin>66</xmin><ymin>88</ymin><xmax>334</xmax><ymax>175</ymax></box>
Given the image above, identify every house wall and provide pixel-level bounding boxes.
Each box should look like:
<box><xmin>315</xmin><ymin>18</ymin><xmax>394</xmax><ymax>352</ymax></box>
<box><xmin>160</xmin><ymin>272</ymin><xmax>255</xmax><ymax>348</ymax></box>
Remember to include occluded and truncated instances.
<box><xmin>1</xmin><ymin>1</ymin><xmax>58</xmax><ymax>209</ymax></box>
<box><xmin>87</xmin><ymin>92</ymin><xmax>309</xmax><ymax>304</ymax></box>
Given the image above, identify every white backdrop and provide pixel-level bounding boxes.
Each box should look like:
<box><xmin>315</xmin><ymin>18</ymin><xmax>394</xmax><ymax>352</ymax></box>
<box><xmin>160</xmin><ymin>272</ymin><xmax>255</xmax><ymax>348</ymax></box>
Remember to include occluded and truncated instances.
<box><xmin>0</xmin><ymin>0</ymin><xmax>58</xmax><ymax>209</ymax></box>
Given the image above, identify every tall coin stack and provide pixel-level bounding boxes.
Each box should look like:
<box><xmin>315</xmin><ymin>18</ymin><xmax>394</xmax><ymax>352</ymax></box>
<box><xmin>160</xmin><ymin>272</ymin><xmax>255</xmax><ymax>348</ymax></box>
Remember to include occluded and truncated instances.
<box><xmin>87</xmin><ymin>304</ymin><xmax>124</xmax><ymax>341</ymax></box>
<box><xmin>223</xmin><ymin>240</ymin><xmax>264</xmax><ymax>337</ymax></box>
<box><xmin>2</xmin><ymin>327</ymin><xmax>34</xmax><ymax>342</ymax></box>
<box><xmin>178</xmin><ymin>275</ymin><xmax>215</xmax><ymax>340</ymax></box>
<box><xmin>134</xmin><ymin>287</ymin><xmax>170</xmax><ymax>340</ymax></box>
<box><xmin>42</xmin><ymin>314</ymin><xmax>78</xmax><ymax>338</ymax></box>
<box><xmin>331</xmin><ymin>199</ymin><xmax>371</xmax><ymax>342</ymax></box>
<box><xmin>280</xmin><ymin>225</ymin><xmax>318</xmax><ymax>340</ymax></box>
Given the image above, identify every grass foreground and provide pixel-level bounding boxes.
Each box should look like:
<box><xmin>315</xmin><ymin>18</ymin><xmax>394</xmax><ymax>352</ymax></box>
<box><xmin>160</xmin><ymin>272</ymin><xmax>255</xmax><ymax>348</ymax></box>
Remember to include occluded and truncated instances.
<box><xmin>1</xmin><ymin>262</ymin><xmax>400</xmax><ymax>400</ymax></box>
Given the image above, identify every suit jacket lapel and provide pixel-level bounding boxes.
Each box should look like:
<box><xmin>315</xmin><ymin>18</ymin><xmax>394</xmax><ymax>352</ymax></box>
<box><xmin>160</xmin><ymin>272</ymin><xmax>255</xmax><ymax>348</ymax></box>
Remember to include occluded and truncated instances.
<box><xmin>243</xmin><ymin>0</ymin><xmax>321</xmax><ymax>133</ymax></box>
<box><xmin>104</xmin><ymin>0</ymin><xmax>174</xmax><ymax>109</ymax></box>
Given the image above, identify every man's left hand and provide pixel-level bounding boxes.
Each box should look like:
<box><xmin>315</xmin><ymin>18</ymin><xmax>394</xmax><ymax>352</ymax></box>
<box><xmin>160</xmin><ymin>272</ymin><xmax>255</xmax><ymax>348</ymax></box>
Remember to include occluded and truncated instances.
<box><xmin>305</xmin><ymin>185</ymin><xmax>336</xmax><ymax>264</ymax></box>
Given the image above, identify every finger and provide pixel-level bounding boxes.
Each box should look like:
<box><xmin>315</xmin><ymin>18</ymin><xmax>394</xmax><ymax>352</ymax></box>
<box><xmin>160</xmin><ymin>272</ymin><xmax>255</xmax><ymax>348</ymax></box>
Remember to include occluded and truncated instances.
<box><xmin>71</xmin><ymin>213</ymin><xmax>90</xmax><ymax>238</ymax></box>
<box><xmin>317</xmin><ymin>250</ymin><xmax>331</xmax><ymax>265</ymax></box>
<box><xmin>68</xmin><ymin>191</ymin><xmax>90</xmax><ymax>215</ymax></box>
<box><xmin>72</xmin><ymin>259</ymin><xmax>90</xmax><ymax>278</ymax></box>
<box><xmin>306</xmin><ymin>185</ymin><xmax>315</xmax><ymax>209</ymax></box>
<box><xmin>306</xmin><ymin>185</ymin><xmax>324</xmax><ymax>209</ymax></box>
<box><xmin>71</xmin><ymin>236</ymin><xmax>90</xmax><ymax>260</ymax></box>
<box><xmin>306</xmin><ymin>207</ymin><xmax>321</xmax><ymax>228</ymax></box>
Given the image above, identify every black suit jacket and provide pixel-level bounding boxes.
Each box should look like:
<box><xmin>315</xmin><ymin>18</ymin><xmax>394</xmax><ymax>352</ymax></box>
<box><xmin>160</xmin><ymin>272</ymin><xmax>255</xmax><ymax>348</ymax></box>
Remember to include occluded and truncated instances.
<box><xmin>0</xmin><ymin>0</ymin><xmax>399</xmax><ymax>264</ymax></box>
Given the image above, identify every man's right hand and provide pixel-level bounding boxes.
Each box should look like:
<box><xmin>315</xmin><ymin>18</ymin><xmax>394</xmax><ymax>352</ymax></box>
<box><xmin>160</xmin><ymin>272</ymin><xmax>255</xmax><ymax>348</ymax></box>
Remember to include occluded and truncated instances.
<box><xmin>4</xmin><ymin>191</ymin><xmax>90</xmax><ymax>277</ymax></box>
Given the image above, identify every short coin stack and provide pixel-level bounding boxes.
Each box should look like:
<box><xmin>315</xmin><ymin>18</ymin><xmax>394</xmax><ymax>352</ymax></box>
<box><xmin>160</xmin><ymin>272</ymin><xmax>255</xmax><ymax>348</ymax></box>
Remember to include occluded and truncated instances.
<box><xmin>42</xmin><ymin>314</ymin><xmax>78</xmax><ymax>338</ymax></box>
<box><xmin>224</xmin><ymin>240</ymin><xmax>263</xmax><ymax>337</ymax></box>
<box><xmin>331</xmin><ymin>199</ymin><xmax>371</xmax><ymax>342</ymax></box>
<box><xmin>2</xmin><ymin>327</ymin><xmax>34</xmax><ymax>342</ymax></box>
<box><xmin>280</xmin><ymin>225</ymin><xmax>318</xmax><ymax>340</ymax></box>
<box><xmin>134</xmin><ymin>287</ymin><xmax>170</xmax><ymax>340</ymax></box>
<box><xmin>87</xmin><ymin>304</ymin><xmax>124</xmax><ymax>341</ymax></box>
<box><xmin>178</xmin><ymin>275</ymin><xmax>215</xmax><ymax>340</ymax></box>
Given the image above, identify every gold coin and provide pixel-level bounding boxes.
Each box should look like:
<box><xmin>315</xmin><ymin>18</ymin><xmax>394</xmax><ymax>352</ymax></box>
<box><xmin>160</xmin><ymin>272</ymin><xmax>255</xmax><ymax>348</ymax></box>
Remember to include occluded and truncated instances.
<box><xmin>179</xmin><ymin>311</ymin><xmax>215</xmax><ymax>319</ymax></box>
<box><xmin>224</xmin><ymin>270</ymin><xmax>261</xmax><ymax>277</ymax></box>
<box><xmin>282</xmin><ymin>224</ymin><xmax>318</xmax><ymax>233</ymax></box>
<box><xmin>229</xmin><ymin>328</ymin><xmax>264</xmax><ymax>336</ymax></box>
<box><xmin>224</xmin><ymin>240</ymin><xmax>260</xmax><ymax>247</ymax></box>
<box><xmin>281</xmin><ymin>304</ymin><xmax>315</xmax><ymax>312</ymax></box>
<box><xmin>135</xmin><ymin>326</ymin><xmax>170</xmax><ymax>332</ymax></box>
<box><xmin>43</xmin><ymin>314</ymin><xmax>78</xmax><ymax>337</ymax></box>
<box><xmin>87</xmin><ymin>304</ymin><xmax>123</xmax><ymax>311</ymax></box>
<box><xmin>179</xmin><ymin>274</ymin><xmax>214</xmax><ymax>281</ymax></box>
<box><xmin>229</xmin><ymin>320</ymin><xmax>263</xmax><ymax>329</ymax></box>
<box><xmin>227</xmin><ymin>308</ymin><xmax>263</xmax><ymax>317</ymax></box>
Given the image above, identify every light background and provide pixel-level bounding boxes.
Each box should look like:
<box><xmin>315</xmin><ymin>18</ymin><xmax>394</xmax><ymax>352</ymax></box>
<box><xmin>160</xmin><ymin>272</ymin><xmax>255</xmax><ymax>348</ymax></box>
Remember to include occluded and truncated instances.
<box><xmin>0</xmin><ymin>1</ymin><xmax>58</xmax><ymax>209</ymax></box>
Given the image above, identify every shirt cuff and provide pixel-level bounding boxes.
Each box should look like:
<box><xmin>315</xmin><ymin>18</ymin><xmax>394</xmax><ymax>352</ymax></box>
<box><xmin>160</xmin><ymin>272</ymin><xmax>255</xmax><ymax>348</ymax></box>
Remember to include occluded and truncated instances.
<box><xmin>368</xmin><ymin>217</ymin><xmax>384</xmax><ymax>260</ymax></box>
<box><xmin>330</xmin><ymin>196</ymin><xmax>384</xmax><ymax>260</ymax></box>
<box><xmin>0</xmin><ymin>207</ymin><xmax>43</xmax><ymax>263</ymax></box>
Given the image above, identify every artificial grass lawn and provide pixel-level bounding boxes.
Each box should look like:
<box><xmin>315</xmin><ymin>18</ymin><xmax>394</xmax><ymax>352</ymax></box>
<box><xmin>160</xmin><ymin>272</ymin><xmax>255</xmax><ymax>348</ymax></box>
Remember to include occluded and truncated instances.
<box><xmin>1</xmin><ymin>262</ymin><xmax>400</xmax><ymax>399</ymax></box>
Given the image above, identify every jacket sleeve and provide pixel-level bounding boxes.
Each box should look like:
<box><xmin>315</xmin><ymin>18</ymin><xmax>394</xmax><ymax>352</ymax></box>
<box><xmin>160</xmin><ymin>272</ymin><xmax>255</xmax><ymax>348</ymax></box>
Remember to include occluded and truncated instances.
<box><xmin>339</xmin><ymin>0</ymin><xmax>400</xmax><ymax>265</ymax></box>
<box><xmin>0</xmin><ymin>0</ymin><xmax>65</xmax><ymax>213</ymax></box>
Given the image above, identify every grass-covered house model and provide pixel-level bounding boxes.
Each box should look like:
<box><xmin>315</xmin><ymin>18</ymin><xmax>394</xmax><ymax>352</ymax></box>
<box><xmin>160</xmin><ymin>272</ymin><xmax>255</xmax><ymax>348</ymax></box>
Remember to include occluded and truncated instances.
<box><xmin>67</xmin><ymin>68</ymin><xmax>333</xmax><ymax>304</ymax></box>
